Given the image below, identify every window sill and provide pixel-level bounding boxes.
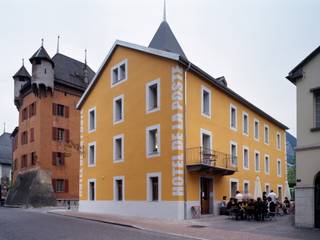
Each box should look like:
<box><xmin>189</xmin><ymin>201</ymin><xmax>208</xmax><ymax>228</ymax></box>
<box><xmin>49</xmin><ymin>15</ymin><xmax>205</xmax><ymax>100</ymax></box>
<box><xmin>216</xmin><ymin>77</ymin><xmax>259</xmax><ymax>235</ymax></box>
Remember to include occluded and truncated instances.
<box><xmin>310</xmin><ymin>127</ymin><xmax>320</xmax><ymax>132</ymax></box>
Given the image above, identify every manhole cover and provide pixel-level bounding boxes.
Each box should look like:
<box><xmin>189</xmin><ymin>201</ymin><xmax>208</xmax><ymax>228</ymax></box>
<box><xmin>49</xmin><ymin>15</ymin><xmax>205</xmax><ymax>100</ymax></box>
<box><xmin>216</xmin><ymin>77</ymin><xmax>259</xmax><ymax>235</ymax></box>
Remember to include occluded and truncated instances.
<box><xmin>189</xmin><ymin>225</ymin><xmax>207</xmax><ymax>228</ymax></box>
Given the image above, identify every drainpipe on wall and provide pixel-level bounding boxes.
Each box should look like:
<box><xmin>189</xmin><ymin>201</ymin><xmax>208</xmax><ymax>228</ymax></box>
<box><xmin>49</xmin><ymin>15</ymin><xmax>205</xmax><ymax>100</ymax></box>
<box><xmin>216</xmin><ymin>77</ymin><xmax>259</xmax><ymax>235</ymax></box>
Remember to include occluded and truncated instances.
<box><xmin>183</xmin><ymin>63</ymin><xmax>191</xmax><ymax>220</ymax></box>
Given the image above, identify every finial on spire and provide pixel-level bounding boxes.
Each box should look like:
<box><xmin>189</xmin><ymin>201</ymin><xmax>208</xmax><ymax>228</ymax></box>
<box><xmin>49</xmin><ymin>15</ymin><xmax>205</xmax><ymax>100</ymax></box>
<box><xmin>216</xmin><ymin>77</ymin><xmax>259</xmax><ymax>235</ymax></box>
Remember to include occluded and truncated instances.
<box><xmin>163</xmin><ymin>0</ymin><xmax>167</xmax><ymax>22</ymax></box>
<box><xmin>3</xmin><ymin>123</ymin><xmax>5</xmax><ymax>134</ymax></box>
<box><xmin>84</xmin><ymin>49</ymin><xmax>87</xmax><ymax>66</ymax></box>
<box><xmin>22</xmin><ymin>58</ymin><xmax>24</xmax><ymax>66</ymax></box>
<box><xmin>57</xmin><ymin>35</ymin><xmax>60</xmax><ymax>53</ymax></box>
<box><xmin>41</xmin><ymin>38</ymin><xmax>44</xmax><ymax>47</ymax></box>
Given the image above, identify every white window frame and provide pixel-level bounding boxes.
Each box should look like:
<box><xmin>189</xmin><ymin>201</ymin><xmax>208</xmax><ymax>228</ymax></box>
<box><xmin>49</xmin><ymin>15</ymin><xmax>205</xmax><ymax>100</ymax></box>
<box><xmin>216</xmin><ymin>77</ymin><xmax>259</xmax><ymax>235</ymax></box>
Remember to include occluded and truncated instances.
<box><xmin>146</xmin><ymin>172</ymin><xmax>161</xmax><ymax>202</ymax></box>
<box><xmin>264</xmin><ymin>124</ymin><xmax>270</xmax><ymax>145</ymax></box>
<box><xmin>265</xmin><ymin>183</ymin><xmax>270</xmax><ymax>194</ymax></box>
<box><xmin>243</xmin><ymin>180</ymin><xmax>250</xmax><ymax>194</ymax></box>
<box><xmin>242</xmin><ymin>146</ymin><xmax>249</xmax><ymax>170</ymax></box>
<box><xmin>254</xmin><ymin>118</ymin><xmax>259</xmax><ymax>141</ymax></box>
<box><xmin>276</xmin><ymin>132</ymin><xmax>281</xmax><ymax>150</ymax></box>
<box><xmin>277</xmin><ymin>159</ymin><xmax>282</xmax><ymax>177</ymax></box>
<box><xmin>113</xmin><ymin>95</ymin><xmax>124</xmax><ymax>124</ymax></box>
<box><xmin>200</xmin><ymin>128</ymin><xmax>213</xmax><ymax>150</ymax></box>
<box><xmin>201</xmin><ymin>85</ymin><xmax>212</xmax><ymax>118</ymax></box>
<box><xmin>230</xmin><ymin>141</ymin><xmax>238</xmax><ymax>167</ymax></box>
<box><xmin>113</xmin><ymin>176</ymin><xmax>125</xmax><ymax>201</ymax></box>
<box><xmin>110</xmin><ymin>59</ymin><xmax>128</xmax><ymax>87</ymax></box>
<box><xmin>146</xmin><ymin>124</ymin><xmax>161</xmax><ymax>158</ymax></box>
<box><xmin>277</xmin><ymin>184</ymin><xmax>283</xmax><ymax>201</ymax></box>
<box><xmin>88</xmin><ymin>107</ymin><xmax>96</xmax><ymax>133</ymax></box>
<box><xmin>264</xmin><ymin>154</ymin><xmax>270</xmax><ymax>175</ymax></box>
<box><xmin>242</xmin><ymin>112</ymin><xmax>249</xmax><ymax>136</ymax></box>
<box><xmin>254</xmin><ymin>150</ymin><xmax>260</xmax><ymax>172</ymax></box>
<box><xmin>230</xmin><ymin>104</ymin><xmax>237</xmax><ymax>131</ymax></box>
<box><xmin>113</xmin><ymin>134</ymin><xmax>124</xmax><ymax>163</ymax></box>
<box><xmin>229</xmin><ymin>178</ymin><xmax>239</xmax><ymax>198</ymax></box>
<box><xmin>88</xmin><ymin>142</ymin><xmax>96</xmax><ymax>167</ymax></box>
<box><xmin>88</xmin><ymin>179</ymin><xmax>96</xmax><ymax>201</ymax></box>
<box><xmin>146</xmin><ymin>79</ymin><xmax>160</xmax><ymax>114</ymax></box>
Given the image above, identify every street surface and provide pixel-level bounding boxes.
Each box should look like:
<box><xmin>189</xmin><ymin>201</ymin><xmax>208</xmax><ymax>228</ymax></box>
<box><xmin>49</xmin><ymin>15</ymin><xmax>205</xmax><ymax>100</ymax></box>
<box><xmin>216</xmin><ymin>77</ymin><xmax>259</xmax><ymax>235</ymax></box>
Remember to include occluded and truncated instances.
<box><xmin>0</xmin><ymin>208</ymin><xmax>194</xmax><ymax>240</ymax></box>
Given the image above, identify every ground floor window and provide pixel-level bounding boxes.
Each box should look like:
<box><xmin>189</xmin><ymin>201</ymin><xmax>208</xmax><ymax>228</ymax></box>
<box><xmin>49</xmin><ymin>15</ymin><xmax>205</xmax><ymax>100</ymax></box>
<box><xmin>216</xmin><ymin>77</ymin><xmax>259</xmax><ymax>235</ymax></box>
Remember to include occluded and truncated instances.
<box><xmin>52</xmin><ymin>179</ymin><xmax>68</xmax><ymax>193</ymax></box>
<box><xmin>277</xmin><ymin>185</ymin><xmax>283</xmax><ymax>202</ymax></box>
<box><xmin>114</xmin><ymin>177</ymin><xmax>124</xmax><ymax>201</ymax></box>
<box><xmin>147</xmin><ymin>173</ymin><xmax>161</xmax><ymax>201</ymax></box>
<box><xmin>243</xmin><ymin>181</ymin><xmax>249</xmax><ymax>194</ymax></box>
<box><xmin>88</xmin><ymin>180</ymin><xmax>96</xmax><ymax>201</ymax></box>
<box><xmin>230</xmin><ymin>179</ymin><xmax>239</xmax><ymax>198</ymax></box>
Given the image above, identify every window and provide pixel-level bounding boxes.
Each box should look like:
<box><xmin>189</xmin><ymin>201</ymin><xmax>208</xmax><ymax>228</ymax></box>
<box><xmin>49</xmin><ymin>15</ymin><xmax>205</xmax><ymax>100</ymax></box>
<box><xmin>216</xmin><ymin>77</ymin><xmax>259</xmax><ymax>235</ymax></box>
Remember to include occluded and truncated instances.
<box><xmin>255</xmin><ymin>151</ymin><xmax>260</xmax><ymax>172</ymax></box>
<box><xmin>113</xmin><ymin>134</ymin><xmax>124</xmax><ymax>162</ymax></box>
<box><xmin>277</xmin><ymin>185</ymin><xmax>283</xmax><ymax>202</ymax></box>
<box><xmin>52</xmin><ymin>103</ymin><xmax>69</xmax><ymax>118</ymax></box>
<box><xmin>146</xmin><ymin>125</ymin><xmax>160</xmax><ymax>158</ymax></box>
<box><xmin>264</xmin><ymin>125</ymin><xmax>270</xmax><ymax>144</ymax></box>
<box><xmin>314</xmin><ymin>91</ymin><xmax>320</xmax><ymax>128</ymax></box>
<box><xmin>243</xmin><ymin>147</ymin><xmax>249</xmax><ymax>170</ymax></box>
<box><xmin>147</xmin><ymin>173</ymin><xmax>161</xmax><ymax>201</ymax></box>
<box><xmin>243</xmin><ymin>181</ymin><xmax>249</xmax><ymax>194</ymax></box>
<box><xmin>88</xmin><ymin>142</ymin><xmax>96</xmax><ymax>167</ymax></box>
<box><xmin>113</xmin><ymin>95</ymin><xmax>124</xmax><ymax>124</ymax></box>
<box><xmin>21</xmin><ymin>131</ymin><xmax>28</xmax><ymax>145</ymax></box>
<box><xmin>230</xmin><ymin>142</ymin><xmax>237</xmax><ymax>166</ymax></box>
<box><xmin>30</xmin><ymin>128</ymin><xmax>35</xmax><ymax>142</ymax></box>
<box><xmin>29</xmin><ymin>102</ymin><xmax>36</xmax><ymax>117</ymax></box>
<box><xmin>88</xmin><ymin>180</ymin><xmax>96</xmax><ymax>201</ymax></box>
<box><xmin>52</xmin><ymin>152</ymin><xmax>65</xmax><ymax>166</ymax></box>
<box><xmin>230</xmin><ymin>105</ymin><xmax>237</xmax><ymax>130</ymax></box>
<box><xmin>277</xmin><ymin>159</ymin><xmax>282</xmax><ymax>177</ymax></box>
<box><xmin>242</xmin><ymin>112</ymin><xmax>249</xmax><ymax>135</ymax></box>
<box><xmin>53</xmin><ymin>179</ymin><xmax>68</xmax><ymax>193</ymax></box>
<box><xmin>146</xmin><ymin>79</ymin><xmax>160</xmax><ymax>113</ymax></box>
<box><xmin>114</xmin><ymin>177</ymin><xmax>124</xmax><ymax>201</ymax></box>
<box><xmin>254</xmin><ymin>119</ymin><xmax>259</xmax><ymax>141</ymax></box>
<box><xmin>201</xmin><ymin>129</ymin><xmax>212</xmax><ymax>151</ymax></box>
<box><xmin>88</xmin><ymin>107</ymin><xmax>96</xmax><ymax>132</ymax></box>
<box><xmin>276</xmin><ymin>132</ymin><xmax>281</xmax><ymax>150</ymax></box>
<box><xmin>264</xmin><ymin>155</ymin><xmax>270</xmax><ymax>175</ymax></box>
<box><xmin>22</xmin><ymin>107</ymin><xmax>28</xmax><ymax>121</ymax></box>
<box><xmin>265</xmin><ymin>184</ymin><xmax>270</xmax><ymax>194</ymax></box>
<box><xmin>111</xmin><ymin>59</ymin><xmax>128</xmax><ymax>86</ymax></box>
<box><xmin>21</xmin><ymin>154</ymin><xmax>28</xmax><ymax>168</ymax></box>
<box><xmin>52</xmin><ymin>127</ymin><xmax>69</xmax><ymax>142</ymax></box>
<box><xmin>201</xmin><ymin>86</ymin><xmax>211</xmax><ymax>118</ymax></box>
<box><xmin>31</xmin><ymin>152</ymin><xmax>37</xmax><ymax>165</ymax></box>
<box><xmin>230</xmin><ymin>179</ymin><xmax>239</xmax><ymax>198</ymax></box>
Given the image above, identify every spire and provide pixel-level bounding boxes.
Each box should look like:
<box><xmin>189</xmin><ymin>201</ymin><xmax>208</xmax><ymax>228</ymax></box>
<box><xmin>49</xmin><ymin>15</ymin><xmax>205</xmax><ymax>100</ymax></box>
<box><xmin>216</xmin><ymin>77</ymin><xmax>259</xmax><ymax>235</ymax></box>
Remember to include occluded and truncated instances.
<box><xmin>29</xmin><ymin>41</ymin><xmax>54</xmax><ymax>67</ymax></box>
<box><xmin>163</xmin><ymin>0</ymin><xmax>166</xmax><ymax>22</ymax></box>
<box><xmin>84</xmin><ymin>49</ymin><xmax>87</xmax><ymax>66</ymax></box>
<box><xmin>13</xmin><ymin>61</ymin><xmax>31</xmax><ymax>79</ymax></box>
<box><xmin>41</xmin><ymin>38</ymin><xmax>44</xmax><ymax>47</ymax></box>
<box><xmin>57</xmin><ymin>35</ymin><xmax>60</xmax><ymax>53</ymax></box>
<box><xmin>22</xmin><ymin>58</ymin><xmax>24</xmax><ymax>66</ymax></box>
<box><xmin>83</xmin><ymin>49</ymin><xmax>89</xmax><ymax>84</ymax></box>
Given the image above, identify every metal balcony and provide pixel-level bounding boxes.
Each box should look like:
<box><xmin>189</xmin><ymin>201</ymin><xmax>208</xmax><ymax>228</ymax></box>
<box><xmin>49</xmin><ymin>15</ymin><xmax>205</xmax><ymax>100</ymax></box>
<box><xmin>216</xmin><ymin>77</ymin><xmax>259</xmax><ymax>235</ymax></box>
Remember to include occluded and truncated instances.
<box><xmin>186</xmin><ymin>147</ymin><xmax>237</xmax><ymax>175</ymax></box>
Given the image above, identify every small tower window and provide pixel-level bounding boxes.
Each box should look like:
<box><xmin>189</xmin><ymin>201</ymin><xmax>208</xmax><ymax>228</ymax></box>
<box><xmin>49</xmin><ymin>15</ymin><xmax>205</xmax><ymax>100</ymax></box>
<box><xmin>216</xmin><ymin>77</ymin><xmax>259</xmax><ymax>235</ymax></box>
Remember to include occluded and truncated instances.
<box><xmin>44</xmin><ymin>68</ymin><xmax>47</xmax><ymax>74</ymax></box>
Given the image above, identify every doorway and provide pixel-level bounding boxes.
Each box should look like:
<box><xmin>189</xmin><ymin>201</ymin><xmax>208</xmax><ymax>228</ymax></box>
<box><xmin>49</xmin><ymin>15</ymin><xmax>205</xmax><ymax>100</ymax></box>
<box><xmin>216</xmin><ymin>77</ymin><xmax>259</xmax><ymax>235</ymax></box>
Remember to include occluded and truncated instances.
<box><xmin>200</xmin><ymin>177</ymin><xmax>213</xmax><ymax>215</ymax></box>
<box><xmin>315</xmin><ymin>172</ymin><xmax>320</xmax><ymax>228</ymax></box>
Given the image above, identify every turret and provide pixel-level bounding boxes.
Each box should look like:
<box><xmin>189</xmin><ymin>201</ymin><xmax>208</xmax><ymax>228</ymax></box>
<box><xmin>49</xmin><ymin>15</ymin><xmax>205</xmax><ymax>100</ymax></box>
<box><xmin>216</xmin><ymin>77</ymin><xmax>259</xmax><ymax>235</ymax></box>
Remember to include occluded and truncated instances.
<box><xmin>13</xmin><ymin>60</ymin><xmax>31</xmax><ymax>108</ymax></box>
<box><xmin>29</xmin><ymin>42</ymin><xmax>54</xmax><ymax>94</ymax></box>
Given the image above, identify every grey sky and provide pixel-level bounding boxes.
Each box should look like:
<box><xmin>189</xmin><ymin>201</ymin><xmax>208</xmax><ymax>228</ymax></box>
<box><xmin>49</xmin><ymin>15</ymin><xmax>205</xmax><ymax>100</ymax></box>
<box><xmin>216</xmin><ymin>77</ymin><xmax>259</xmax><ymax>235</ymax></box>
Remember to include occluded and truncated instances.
<box><xmin>1</xmin><ymin>0</ymin><xmax>319</xmax><ymax>136</ymax></box>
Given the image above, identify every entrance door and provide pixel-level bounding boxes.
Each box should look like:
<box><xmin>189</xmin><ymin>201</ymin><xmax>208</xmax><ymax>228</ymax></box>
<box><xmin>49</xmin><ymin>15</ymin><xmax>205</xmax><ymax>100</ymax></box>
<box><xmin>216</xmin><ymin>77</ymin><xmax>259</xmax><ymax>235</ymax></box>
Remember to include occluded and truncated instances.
<box><xmin>200</xmin><ymin>177</ymin><xmax>213</xmax><ymax>215</ymax></box>
<box><xmin>315</xmin><ymin>173</ymin><xmax>320</xmax><ymax>228</ymax></box>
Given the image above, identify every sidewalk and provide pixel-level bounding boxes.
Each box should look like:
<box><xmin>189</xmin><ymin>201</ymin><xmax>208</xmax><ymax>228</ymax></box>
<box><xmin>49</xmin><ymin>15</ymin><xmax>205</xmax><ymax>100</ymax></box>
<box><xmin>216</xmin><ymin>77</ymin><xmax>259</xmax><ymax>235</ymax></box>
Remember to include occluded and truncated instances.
<box><xmin>49</xmin><ymin>210</ymin><xmax>320</xmax><ymax>240</ymax></box>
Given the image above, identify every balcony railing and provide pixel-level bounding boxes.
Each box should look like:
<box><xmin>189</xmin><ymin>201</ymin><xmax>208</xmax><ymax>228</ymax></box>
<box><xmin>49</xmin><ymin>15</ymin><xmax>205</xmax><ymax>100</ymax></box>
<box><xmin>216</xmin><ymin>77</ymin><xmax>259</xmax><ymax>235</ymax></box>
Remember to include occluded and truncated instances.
<box><xmin>186</xmin><ymin>147</ymin><xmax>237</xmax><ymax>175</ymax></box>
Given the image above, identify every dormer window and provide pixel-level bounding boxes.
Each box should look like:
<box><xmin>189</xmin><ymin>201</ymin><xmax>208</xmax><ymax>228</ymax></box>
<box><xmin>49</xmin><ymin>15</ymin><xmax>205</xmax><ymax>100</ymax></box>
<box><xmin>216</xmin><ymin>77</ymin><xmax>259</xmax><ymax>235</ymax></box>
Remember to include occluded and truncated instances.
<box><xmin>111</xmin><ymin>59</ymin><xmax>128</xmax><ymax>86</ymax></box>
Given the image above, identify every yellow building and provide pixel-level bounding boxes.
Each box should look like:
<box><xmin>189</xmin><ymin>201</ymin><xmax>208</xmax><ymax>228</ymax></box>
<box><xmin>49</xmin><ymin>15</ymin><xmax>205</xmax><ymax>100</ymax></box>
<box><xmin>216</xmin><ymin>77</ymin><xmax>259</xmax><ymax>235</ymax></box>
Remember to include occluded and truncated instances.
<box><xmin>77</xmin><ymin>18</ymin><xmax>288</xmax><ymax>219</ymax></box>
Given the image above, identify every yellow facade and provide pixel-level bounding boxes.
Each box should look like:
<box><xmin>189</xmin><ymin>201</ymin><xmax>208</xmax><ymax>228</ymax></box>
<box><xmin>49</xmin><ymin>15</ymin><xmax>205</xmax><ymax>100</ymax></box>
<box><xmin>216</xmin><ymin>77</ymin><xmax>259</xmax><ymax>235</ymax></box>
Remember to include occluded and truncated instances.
<box><xmin>78</xmin><ymin>43</ymin><xmax>287</xmax><ymax>219</ymax></box>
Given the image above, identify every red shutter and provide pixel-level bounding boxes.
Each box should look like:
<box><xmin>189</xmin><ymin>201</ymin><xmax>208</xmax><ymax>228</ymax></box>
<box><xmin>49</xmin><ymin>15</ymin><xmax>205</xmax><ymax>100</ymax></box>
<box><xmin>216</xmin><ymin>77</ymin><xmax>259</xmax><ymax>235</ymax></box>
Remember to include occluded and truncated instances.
<box><xmin>61</xmin><ymin>153</ymin><xmax>65</xmax><ymax>165</ymax></box>
<box><xmin>52</xmin><ymin>127</ymin><xmax>57</xmax><ymax>141</ymax></box>
<box><xmin>26</xmin><ymin>131</ymin><xmax>28</xmax><ymax>144</ymax></box>
<box><xmin>64</xmin><ymin>179</ymin><xmax>69</xmax><ymax>193</ymax></box>
<box><xmin>65</xmin><ymin>106</ymin><xmax>69</xmax><ymax>118</ymax></box>
<box><xmin>52</xmin><ymin>103</ymin><xmax>57</xmax><ymax>116</ymax></box>
<box><xmin>30</xmin><ymin>128</ymin><xmax>34</xmax><ymax>142</ymax></box>
<box><xmin>29</xmin><ymin>105</ymin><xmax>32</xmax><ymax>116</ymax></box>
<box><xmin>52</xmin><ymin>179</ymin><xmax>57</xmax><ymax>192</ymax></box>
<box><xmin>65</xmin><ymin>129</ymin><xmax>70</xmax><ymax>143</ymax></box>
<box><xmin>52</xmin><ymin>152</ymin><xmax>56</xmax><ymax>165</ymax></box>
<box><xmin>34</xmin><ymin>102</ymin><xmax>36</xmax><ymax>115</ymax></box>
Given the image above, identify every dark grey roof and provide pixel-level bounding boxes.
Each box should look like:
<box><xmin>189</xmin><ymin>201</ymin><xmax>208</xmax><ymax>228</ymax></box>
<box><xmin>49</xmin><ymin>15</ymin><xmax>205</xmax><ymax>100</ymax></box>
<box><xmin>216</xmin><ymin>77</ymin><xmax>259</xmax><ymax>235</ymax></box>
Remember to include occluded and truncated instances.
<box><xmin>29</xmin><ymin>46</ymin><xmax>54</xmax><ymax>66</ymax></box>
<box><xmin>52</xmin><ymin>53</ymin><xmax>95</xmax><ymax>90</ymax></box>
<box><xmin>0</xmin><ymin>132</ymin><xmax>12</xmax><ymax>165</ymax></box>
<box><xmin>149</xmin><ymin>21</ymin><xmax>187</xmax><ymax>59</ymax></box>
<box><xmin>287</xmin><ymin>45</ymin><xmax>320</xmax><ymax>84</ymax></box>
<box><xmin>13</xmin><ymin>65</ymin><xmax>31</xmax><ymax>79</ymax></box>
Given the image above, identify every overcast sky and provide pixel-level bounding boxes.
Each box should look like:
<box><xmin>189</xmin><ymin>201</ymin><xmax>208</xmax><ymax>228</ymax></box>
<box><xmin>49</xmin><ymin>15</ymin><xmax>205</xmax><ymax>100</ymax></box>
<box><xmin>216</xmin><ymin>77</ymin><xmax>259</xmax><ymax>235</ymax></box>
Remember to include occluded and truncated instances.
<box><xmin>1</xmin><ymin>0</ymin><xmax>320</xmax><ymax>136</ymax></box>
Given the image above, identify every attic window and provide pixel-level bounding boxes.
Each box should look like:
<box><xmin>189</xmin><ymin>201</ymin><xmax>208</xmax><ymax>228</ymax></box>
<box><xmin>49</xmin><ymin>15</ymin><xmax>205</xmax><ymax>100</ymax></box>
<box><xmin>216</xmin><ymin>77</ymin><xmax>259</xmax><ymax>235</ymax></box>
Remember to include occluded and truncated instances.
<box><xmin>111</xmin><ymin>60</ymin><xmax>128</xmax><ymax>86</ymax></box>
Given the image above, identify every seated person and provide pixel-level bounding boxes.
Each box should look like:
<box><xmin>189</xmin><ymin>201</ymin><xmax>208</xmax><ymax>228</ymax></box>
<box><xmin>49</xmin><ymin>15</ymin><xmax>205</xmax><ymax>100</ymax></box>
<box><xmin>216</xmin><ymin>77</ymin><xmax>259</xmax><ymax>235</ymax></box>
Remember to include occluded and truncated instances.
<box><xmin>283</xmin><ymin>197</ymin><xmax>290</xmax><ymax>214</ymax></box>
<box><xmin>220</xmin><ymin>196</ymin><xmax>228</xmax><ymax>215</ymax></box>
<box><xmin>268</xmin><ymin>197</ymin><xmax>276</xmax><ymax>216</ymax></box>
<box><xmin>254</xmin><ymin>197</ymin><xmax>264</xmax><ymax>221</ymax></box>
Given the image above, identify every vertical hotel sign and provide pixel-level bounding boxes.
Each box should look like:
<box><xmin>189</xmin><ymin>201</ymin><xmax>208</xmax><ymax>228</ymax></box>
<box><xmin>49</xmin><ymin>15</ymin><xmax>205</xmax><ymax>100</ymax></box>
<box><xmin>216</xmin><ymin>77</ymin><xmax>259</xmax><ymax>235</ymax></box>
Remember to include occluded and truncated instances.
<box><xmin>171</xmin><ymin>66</ymin><xmax>184</xmax><ymax>196</ymax></box>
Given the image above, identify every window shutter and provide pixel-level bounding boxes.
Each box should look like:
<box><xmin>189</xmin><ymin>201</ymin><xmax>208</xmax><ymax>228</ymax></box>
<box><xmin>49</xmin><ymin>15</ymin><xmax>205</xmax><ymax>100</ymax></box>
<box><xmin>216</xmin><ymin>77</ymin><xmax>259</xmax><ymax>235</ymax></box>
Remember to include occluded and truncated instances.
<box><xmin>52</xmin><ymin>103</ymin><xmax>57</xmax><ymax>116</ymax></box>
<box><xmin>34</xmin><ymin>103</ymin><xmax>36</xmax><ymax>115</ymax></box>
<box><xmin>52</xmin><ymin>152</ymin><xmax>56</xmax><ymax>166</ymax></box>
<box><xmin>61</xmin><ymin>153</ymin><xmax>65</xmax><ymax>165</ymax></box>
<box><xmin>52</xmin><ymin>179</ymin><xmax>56</xmax><ymax>192</ymax></box>
<box><xmin>52</xmin><ymin>127</ymin><xmax>57</xmax><ymax>141</ymax></box>
<box><xmin>64</xmin><ymin>179</ymin><xmax>69</xmax><ymax>193</ymax></box>
<box><xmin>29</xmin><ymin>105</ymin><xmax>32</xmax><ymax>116</ymax></box>
<box><xmin>65</xmin><ymin>129</ymin><xmax>70</xmax><ymax>143</ymax></box>
<box><xmin>65</xmin><ymin>106</ymin><xmax>69</xmax><ymax>118</ymax></box>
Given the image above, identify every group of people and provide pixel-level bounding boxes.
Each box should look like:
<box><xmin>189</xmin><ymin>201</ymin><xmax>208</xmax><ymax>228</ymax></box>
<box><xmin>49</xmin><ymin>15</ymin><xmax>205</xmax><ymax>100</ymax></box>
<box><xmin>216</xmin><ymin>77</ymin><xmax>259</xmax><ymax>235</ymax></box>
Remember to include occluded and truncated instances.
<box><xmin>220</xmin><ymin>190</ymin><xmax>293</xmax><ymax>221</ymax></box>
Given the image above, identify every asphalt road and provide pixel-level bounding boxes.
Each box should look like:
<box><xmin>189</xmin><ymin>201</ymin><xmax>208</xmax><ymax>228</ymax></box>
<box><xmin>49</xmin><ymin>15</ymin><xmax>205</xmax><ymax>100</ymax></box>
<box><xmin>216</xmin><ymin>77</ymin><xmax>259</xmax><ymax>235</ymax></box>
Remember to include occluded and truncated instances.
<box><xmin>0</xmin><ymin>208</ymin><xmax>194</xmax><ymax>240</ymax></box>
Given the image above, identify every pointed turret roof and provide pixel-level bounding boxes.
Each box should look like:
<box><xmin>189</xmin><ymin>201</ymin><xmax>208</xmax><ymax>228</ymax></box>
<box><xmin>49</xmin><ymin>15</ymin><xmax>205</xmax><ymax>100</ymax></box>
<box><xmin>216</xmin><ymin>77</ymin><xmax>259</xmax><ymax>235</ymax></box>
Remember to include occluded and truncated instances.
<box><xmin>149</xmin><ymin>20</ymin><xmax>187</xmax><ymax>59</ymax></box>
<box><xmin>13</xmin><ymin>65</ymin><xmax>31</xmax><ymax>79</ymax></box>
<box><xmin>29</xmin><ymin>46</ymin><xmax>54</xmax><ymax>66</ymax></box>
